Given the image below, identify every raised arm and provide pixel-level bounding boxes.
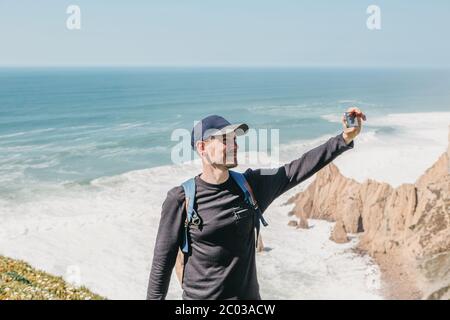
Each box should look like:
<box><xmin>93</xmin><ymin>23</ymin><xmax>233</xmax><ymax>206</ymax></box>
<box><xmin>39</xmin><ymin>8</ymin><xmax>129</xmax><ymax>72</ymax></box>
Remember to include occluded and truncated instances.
<box><xmin>244</xmin><ymin>132</ymin><xmax>354</xmax><ymax>213</ymax></box>
<box><xmin>146</xmin><ymin>187</ymin><xmax>184</xmax><ymax>300</ymax></box>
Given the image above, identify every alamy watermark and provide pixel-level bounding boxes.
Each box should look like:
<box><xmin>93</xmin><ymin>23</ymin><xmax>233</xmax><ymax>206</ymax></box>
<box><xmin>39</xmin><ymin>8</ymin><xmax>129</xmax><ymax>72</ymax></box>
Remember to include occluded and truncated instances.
<box><xmin>170</xmin><ymin>123</ymin><xmax>281</xmax><ymax>174</ymax></box>
<box><xmin>65</xmin><ymin>265</ymin><xmax>82</xmax><ymax>287</ymax></box>
<box><xmin>367</xmin><ymin>5</ymin><xmax>381</xmax><ymax>30</ymax></box>
<box><xmin>66</xmin><ymin>5</ymin><xmax>81</xmax><ymax>30</ymax></box>
<box><xmin>64</xmin><ymin>5</ymin><xmax>380</xmax><ymax>31</ymax></box>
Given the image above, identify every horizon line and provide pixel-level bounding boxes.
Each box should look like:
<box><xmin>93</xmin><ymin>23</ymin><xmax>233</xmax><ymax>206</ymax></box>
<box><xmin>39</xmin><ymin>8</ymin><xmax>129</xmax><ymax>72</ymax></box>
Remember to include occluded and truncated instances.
<box><xmin>0</xmin><ymin>64</ymin><xmax>448</xmax><ymax>69</ymax></box>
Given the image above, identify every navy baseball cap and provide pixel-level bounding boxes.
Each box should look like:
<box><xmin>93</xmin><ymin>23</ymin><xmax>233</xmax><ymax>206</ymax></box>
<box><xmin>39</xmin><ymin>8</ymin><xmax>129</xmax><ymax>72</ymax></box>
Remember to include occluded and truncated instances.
<box><xmin>191</xmin><ymin>115</ymin><xmax>249</xmax><ymax>149</ymax></box>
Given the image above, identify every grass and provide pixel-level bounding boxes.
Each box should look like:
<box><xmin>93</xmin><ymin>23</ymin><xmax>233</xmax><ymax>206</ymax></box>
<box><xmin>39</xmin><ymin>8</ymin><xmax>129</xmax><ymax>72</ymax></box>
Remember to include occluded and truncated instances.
<box><xmin>0</xmin><ymin>255</ymin><xmax>105</xmax><ymax>300</ymax></box>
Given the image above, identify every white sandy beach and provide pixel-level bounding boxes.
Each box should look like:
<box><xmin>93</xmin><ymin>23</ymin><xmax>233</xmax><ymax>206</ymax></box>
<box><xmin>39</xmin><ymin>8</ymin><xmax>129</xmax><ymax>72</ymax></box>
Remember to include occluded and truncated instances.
<box><xmin>1</xmin><ymin>111</ymin><xmax>449</xmax><ymax>299</ymax></box>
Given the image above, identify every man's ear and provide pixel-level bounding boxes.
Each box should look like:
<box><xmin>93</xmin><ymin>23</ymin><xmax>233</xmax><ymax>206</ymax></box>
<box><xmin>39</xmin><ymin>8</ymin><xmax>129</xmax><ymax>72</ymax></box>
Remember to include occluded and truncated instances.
<box><xmin>195</xmin><ymin>140</ymin><xmax>205</xmax><ymax>156</ymax></box>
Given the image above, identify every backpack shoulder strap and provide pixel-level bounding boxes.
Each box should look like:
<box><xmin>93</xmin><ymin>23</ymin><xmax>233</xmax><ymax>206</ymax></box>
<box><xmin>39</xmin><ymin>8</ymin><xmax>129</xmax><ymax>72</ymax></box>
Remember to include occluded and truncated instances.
<box><xmin>180</xmin><ymin>177</ymin><xmax>196</xmax><ymax>253</ymax></box>
<box><xmin>229</xmin><ymin>170</ymin><xmax>253</xmax><ymax>205</ymax></box>
<box><xmin>229</xmin><ymin>170</ymin><xmax>268</xmax><ymax>227</ymax></box>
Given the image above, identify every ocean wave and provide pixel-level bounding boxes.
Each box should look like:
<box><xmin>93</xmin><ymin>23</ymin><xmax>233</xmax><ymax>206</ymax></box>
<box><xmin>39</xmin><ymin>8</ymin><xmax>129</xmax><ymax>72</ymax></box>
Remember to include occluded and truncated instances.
<box><xmin>320</xmin><ymin>114</ymin><xmax>341</xmax><ymax>123</ymax></box>
<box><xmin>246</xmin><ymin>104</ymin><xmax>318</xmax><ymax>117</ymax></box>
<box><xmin>0</xmin><ymin>143</ymin><xmax>56</xmax><ymax>153</ymax></box>
<box><xmin>337</xmin><ymin>100</ymin><xmax>380</xmax><ymax>108</ymax></box>
<box><xmin>0</xmin><ymin>128</ymin><xmax>56</xmax><ymax>140</ymax></box>
<box><xmin>0</xmin><ymin>131</ymin><xmax>28</xmax><ymax>139</ymax></box>
<box><xmin>96</xmin><ymin>146</ymin><xmax>169</xmax><ymax>159</ymax></box>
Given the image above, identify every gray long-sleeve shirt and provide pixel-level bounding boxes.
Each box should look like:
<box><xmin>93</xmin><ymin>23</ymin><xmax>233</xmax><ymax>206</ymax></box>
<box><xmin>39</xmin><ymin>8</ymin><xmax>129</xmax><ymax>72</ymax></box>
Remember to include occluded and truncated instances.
<box><xmin>147</xmin><ymin>132</ymin><xmax>354</xmax><ymax>300</ymax></box>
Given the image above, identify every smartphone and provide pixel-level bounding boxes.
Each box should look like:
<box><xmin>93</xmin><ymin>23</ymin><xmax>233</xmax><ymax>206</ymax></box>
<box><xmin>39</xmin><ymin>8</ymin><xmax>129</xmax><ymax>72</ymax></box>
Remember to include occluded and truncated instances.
<box><xmin>345</xmin><ymin>112</ymin><xmax>359</xmax><ymax>128</ymax></box>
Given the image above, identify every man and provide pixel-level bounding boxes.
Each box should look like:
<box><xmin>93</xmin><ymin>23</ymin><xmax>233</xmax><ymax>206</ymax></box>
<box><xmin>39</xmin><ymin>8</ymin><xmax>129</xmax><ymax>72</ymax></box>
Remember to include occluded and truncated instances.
<box><xmin>147</xmin><ymin>107</ymin><xmax>366</xmax><ymax>300</ymax></box>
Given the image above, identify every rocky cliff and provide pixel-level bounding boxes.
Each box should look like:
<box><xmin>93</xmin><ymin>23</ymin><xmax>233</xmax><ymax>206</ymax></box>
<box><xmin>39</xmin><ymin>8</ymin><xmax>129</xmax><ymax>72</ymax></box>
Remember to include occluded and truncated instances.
<box><xmin>287</xmin><ymin>127</ymin><xmax>450</xmax><ymax>300</ymax></box>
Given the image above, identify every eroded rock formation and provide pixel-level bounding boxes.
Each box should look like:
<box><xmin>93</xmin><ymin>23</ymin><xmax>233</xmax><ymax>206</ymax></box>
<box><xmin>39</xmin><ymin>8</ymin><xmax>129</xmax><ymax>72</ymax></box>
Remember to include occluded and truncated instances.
<box><xmin>288</xmin><ymin>128</ymin><xmax>450</xmax><ymax>299</ymax></box>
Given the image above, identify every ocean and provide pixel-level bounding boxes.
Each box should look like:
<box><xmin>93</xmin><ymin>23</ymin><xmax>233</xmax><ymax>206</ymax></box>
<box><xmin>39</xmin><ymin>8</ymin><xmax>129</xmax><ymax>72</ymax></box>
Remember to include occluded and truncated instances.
<box><xmin>1</xmin><ymin>67</ymin><xmax>449</xmax><ymax>198</ymax></box>
<box><xmin>1</xmin><ymin>67</ymin><xmax>449</xmax><ymax>299</ymax></box>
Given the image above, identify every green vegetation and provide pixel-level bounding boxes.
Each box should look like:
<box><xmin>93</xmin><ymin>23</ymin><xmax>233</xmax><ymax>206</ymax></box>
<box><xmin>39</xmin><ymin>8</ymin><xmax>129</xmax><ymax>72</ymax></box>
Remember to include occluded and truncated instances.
<box><xmin>0</xmin><ymin>255</ymin><xmax>105</xmax><ymax>300</ymax></box>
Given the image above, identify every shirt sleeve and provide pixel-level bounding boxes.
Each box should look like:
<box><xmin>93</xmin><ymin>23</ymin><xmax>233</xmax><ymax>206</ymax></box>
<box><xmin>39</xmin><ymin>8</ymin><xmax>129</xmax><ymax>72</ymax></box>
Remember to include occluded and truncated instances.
<box><xmin>244</xmin><ymin>132</ymin><xmax>354</xmax><ymax>213</ymax></box>
<box><xmin>146</xmin><ymin>186</ymin><xmax>185</xmax><ymax>300</ymax></box>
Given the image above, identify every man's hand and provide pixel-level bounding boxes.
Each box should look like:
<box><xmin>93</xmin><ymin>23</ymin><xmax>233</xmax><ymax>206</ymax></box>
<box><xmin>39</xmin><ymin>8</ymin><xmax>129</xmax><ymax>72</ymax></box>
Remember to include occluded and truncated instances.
<box><xmin>341</xmin><ymin>107</ymin><xmax>366</xmax><ymax>145</ymax></box>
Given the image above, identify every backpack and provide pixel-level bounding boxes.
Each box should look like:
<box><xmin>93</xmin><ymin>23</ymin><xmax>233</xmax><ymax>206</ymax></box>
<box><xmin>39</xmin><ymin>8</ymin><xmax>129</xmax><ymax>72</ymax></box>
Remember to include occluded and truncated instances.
<box><xmin>174</xmin><ymin>170</ymin><xmax>268</xmax><ymax>286</ymax></box>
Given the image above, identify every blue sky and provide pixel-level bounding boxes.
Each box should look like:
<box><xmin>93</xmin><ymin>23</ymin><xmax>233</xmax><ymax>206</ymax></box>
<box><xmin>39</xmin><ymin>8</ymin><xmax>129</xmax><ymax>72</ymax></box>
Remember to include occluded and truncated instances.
<box><xmin>0</xmin><ymin>0</ymin><xmax>449</xmax><ymax>67</ymax></box>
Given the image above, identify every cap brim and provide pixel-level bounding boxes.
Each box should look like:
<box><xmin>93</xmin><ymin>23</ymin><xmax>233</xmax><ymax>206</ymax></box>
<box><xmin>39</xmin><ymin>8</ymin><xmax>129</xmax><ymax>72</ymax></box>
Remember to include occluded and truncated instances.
<box><xmin>210</xmin><ymin>123</ymin><xmax>249</xmax><ymax>137</ymax></box>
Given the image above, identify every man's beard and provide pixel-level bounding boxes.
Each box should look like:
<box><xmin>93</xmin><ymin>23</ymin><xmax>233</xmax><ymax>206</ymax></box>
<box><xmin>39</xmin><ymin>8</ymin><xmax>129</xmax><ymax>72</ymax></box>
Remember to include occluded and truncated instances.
<box><xmin>225</xmin><ymin>162</ymin><xmax>238</xmax><ymax>168</ymax></box>
<box><xmin>204</xmin><ymin>152</ymin><xmax>238</xmax><ymax>168</ymax></box>
<box><xmin>224</xmin><ymin>151</ymin><xmax>237</xmax><ymax>168</ymax></box>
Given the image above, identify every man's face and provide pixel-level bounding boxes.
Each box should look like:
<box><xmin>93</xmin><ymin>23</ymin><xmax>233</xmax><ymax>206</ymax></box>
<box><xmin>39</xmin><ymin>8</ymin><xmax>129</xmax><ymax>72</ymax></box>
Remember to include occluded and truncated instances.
<box><xmin>200</xmin><ymin>132</ymin><xmax>238</xmax><ymax>168</ymax></box>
